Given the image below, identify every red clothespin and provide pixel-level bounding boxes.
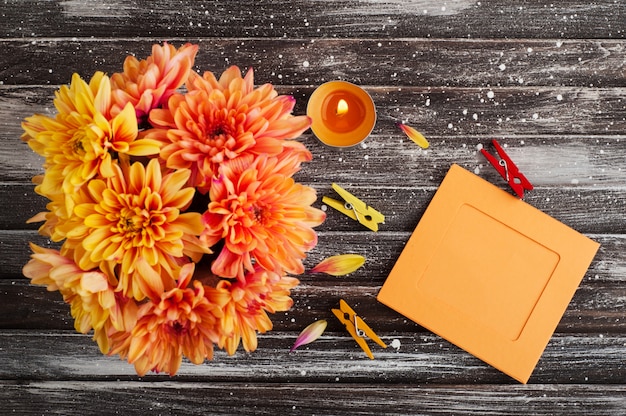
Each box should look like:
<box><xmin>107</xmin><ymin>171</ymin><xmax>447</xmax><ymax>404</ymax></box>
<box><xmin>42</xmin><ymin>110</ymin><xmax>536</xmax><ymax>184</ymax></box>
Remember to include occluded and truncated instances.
<box><xmin>480</xmin><ymin>139</ymin><xmax>534</xmax><ymax>199</ymax></box>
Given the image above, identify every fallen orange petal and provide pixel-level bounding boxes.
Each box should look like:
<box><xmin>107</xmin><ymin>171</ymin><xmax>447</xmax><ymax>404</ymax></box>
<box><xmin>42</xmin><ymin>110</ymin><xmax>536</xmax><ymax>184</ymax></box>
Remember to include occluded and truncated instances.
<box><xmin>290</xmin><ymin>319</ymin><xmax>328</xmax><ymax>352</ymax></box>
<box><xmin>398</xmin><ymin>123</ymin><xmax>429</xmax><ymax>149</ymax></box>
<box><xmin>310</xmin><ymin>254</ymin><xmax>365</xmax><ymax>276</ymax></box>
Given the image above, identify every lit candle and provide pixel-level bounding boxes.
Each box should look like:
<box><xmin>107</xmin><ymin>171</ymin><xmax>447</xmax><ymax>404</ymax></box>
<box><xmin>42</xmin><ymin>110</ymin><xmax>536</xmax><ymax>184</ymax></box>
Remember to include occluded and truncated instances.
<box><xmin>306</xmin><ymin>81</ymin><xmax>376</xmax><ymax>147</ymax></box>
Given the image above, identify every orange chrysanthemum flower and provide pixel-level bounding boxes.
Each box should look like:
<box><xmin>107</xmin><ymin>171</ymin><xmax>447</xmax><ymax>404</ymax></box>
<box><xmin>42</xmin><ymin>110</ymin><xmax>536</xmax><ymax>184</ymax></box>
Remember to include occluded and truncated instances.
<box><xmin>22</xmin><ymin>243</ymin><xmax>123</xmax><ymax>354</ymax></box>
<box><xmin>201</xmin><ymin>153</ymin><xmax>326</xmax><ymax>279</ymax></box>
<box><xmin>146</xmin><ymin>65</ymin><xmax>311</xmax><ymax>192</ymax></box>
<box><xmin>215</xmin><ymin>268</ymin><xmax>299</xmax><ymax>355</ymax></box>
<box><xmin>65</xmin><ymin>158</ymin><xmax>208</xmax><ymax>300</ymax></box>
<box><xmin>111</xmin><ymin>42</ymin><xmax>198</xmax><ymax>121</ymax></box>
<box><xmin>127</xmin><ymin>263</ymin><xmax>223</xmax><ymax>376</ymax></box>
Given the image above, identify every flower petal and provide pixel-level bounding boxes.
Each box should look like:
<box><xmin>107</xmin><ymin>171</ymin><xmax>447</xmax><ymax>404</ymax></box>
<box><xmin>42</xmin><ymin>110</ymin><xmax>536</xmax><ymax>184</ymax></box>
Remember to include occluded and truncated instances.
<box><xmin>398</xmin><ymin>123</ymin><xmax>429</xmax><ymax>149</ymax></box>
<box><xmin>290</xmin><ymin>319</ymin><xmax>327</xmax><ymax>352</ymax></box>
<box><xmin>111</xmin><ymin>102</ymin><xmax>139</xmax><ymax>144</ymax></box>
<box><xmin>310</xmin><ymin>254</ymin><xmax>365</xmax><ymax>276</ymax></box>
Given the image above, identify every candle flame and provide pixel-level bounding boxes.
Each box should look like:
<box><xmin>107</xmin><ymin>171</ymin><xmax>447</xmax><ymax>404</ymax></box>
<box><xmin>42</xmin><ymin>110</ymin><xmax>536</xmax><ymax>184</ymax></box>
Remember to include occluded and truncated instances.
<box><xmin>336</xmin><ymin>99</ymin><xmax>349</xmax><ymax>116</ymax></box>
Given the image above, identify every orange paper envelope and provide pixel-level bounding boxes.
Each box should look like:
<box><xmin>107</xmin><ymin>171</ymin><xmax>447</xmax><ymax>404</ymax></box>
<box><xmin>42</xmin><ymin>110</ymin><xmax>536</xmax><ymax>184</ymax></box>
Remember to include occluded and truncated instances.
<box><xmin>377</xmin><ymin>164</ymin><xmax>599</xmax><ymax>383</ymax></box>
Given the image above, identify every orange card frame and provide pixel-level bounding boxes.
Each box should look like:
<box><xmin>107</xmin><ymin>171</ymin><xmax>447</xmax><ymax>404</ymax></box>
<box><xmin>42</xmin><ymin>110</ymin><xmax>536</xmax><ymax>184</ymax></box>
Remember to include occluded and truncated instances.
<box><xmin>377</xmin><ymin>164</ymin><xmax>599</xmax><ymax>383</ymax></box>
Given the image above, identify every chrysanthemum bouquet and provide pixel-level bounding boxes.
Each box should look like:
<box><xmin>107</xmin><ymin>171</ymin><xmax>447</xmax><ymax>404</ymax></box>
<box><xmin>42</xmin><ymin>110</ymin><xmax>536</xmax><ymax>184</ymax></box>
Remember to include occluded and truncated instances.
<box><xmin>21</xmin><ymin>43</ymin><xmax>325</xmax><ymax>376</ymax></box>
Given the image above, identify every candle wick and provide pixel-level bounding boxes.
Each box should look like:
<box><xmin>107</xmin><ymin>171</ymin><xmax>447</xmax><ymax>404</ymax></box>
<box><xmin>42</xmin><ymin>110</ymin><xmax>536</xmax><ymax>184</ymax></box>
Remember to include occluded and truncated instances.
<box><xmin>336</xmin><ymin>99</ymin><xmax>349</xmax><ymax>116</ymax></box>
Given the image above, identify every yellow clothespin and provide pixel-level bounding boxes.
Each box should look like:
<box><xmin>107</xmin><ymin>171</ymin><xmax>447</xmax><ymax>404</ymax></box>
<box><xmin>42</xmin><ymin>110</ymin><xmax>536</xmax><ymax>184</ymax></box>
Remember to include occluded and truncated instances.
<box><xmin>322</xmin><ymin>183</ymin><xmax>385</xmax><ymax>232</ymax></box>
<box><xmin>332</xmin><ymin>299</ymin><xmax>387</xmax><ymax>359</ymax></box>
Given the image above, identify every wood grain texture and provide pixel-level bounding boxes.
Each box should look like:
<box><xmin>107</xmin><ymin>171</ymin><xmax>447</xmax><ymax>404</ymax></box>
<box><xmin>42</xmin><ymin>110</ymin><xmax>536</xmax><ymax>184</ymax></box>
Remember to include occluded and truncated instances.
<box><xmin>2</xmin><ymin>39</ymin><xmax>626</xmax><ymax>87</ymax></box>
<box><xmin>1</xmin><ymin>0</ymin><xmax>624</xmax><ymax>39</ymax></box>
<box><xmin>1</xmin><ymin>277</ymin><xmax>624</xmax><ymax>333</ymax></box>
<box><xmin>1</xmin><ymin>1</ymin><xmax>625</xmax><ymax>414</ymax></box>
<box><xmin>1</xmin><ymin>381</ymin><xmax>624</xmax><ymax>416</ymax></box>
<box><xmin>0</xmin><ymin>331</ymin><xmax>623</xmax><ymax>384</ymax></box>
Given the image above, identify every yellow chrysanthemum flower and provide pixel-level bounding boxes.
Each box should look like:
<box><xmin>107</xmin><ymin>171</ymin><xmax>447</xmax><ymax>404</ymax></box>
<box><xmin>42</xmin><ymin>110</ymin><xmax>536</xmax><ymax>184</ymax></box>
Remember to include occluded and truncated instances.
<box><xmin>65</xmin><ymin>158</ymin><xmax>209</xmax><ymax>301</ymax></box>
<box><xmin>21</xmin><ymin>71</ymin><xmax>162</xmax><ymax>217</ymax></box>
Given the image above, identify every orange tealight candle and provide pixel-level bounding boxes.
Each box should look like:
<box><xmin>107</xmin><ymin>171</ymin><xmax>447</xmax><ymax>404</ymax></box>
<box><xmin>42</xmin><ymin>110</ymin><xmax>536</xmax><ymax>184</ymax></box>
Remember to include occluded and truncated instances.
<box><xmin>307</xmin><ymin>81</ymin><xmax>376</xmax><ymax>147</ymax></box>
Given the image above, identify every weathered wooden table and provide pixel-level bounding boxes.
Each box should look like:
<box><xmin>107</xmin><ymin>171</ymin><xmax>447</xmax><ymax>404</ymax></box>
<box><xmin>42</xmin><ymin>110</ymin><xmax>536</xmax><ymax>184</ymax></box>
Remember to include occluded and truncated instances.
<box><xmin>1</xmin><ymin>1</ymin><xmax>624</xmax><ymax>414</ymax></box>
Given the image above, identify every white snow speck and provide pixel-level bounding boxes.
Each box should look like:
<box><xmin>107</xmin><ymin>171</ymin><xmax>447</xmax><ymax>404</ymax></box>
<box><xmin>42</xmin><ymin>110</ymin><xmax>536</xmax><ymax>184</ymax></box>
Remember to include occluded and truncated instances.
<box><xmin>499</xmin><ymin>64</ymin><xmax>506</xmax><ymax>71</ymax></box>
<box><xmin>487</xmin><ymin>91</ymin><xmax>495</xmax><ymax>99</ymax></box>
<box><xmin>302</xmin><ymin>60</ymin><xmax>310</xmax><ymax>68</ymax></box>
<box><xmin>391</xmin><ymin>339</ymin><xmax>401</xmax><ymax>350</ymax></box>
<box><xmin>557</xmin><ymin>94</ymin><xmax>563</xmax><ymax>101</ymax></box>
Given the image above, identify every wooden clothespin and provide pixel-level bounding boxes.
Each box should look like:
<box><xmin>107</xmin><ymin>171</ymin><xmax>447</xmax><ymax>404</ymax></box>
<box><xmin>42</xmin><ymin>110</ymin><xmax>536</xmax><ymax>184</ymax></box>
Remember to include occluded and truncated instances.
<box><xmin>322</xmin><ymin>183</ymin><xmax>385</xmax><ymax>232</ymax></box>
<box><xmin>332</xmin><ymin>299</ymin><xmax>387</xmax><ymax>359</ymax></box>
<box><xmin>481</xmin><ymin>139</ymin><xmax>534</xmax><ymax>199</ymax></box>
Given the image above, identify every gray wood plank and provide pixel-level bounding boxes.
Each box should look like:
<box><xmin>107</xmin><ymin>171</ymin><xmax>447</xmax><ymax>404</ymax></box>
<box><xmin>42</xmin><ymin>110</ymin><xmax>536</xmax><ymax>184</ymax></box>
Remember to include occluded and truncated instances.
<box><xmin>0</xmin><ymin>0</ymin><xmax>624</xmax><ymax>40</ymax></box>
<box><xmin>2</xmin><ymin>39</ymin><xmax>626</xmax><ymax>87</ymax></box>
<box><xmin>1</xmin><ymin>380</ymin><xmax>624</xmax><ymax>415</ymax></box>
<box><xmin>0</xmin><ymin>331</ymin><xmax>623</xmax><ymax>384</ymax></box>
